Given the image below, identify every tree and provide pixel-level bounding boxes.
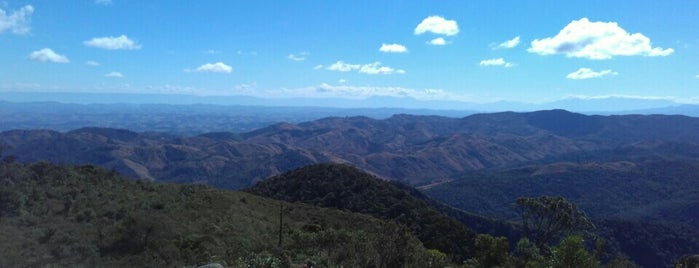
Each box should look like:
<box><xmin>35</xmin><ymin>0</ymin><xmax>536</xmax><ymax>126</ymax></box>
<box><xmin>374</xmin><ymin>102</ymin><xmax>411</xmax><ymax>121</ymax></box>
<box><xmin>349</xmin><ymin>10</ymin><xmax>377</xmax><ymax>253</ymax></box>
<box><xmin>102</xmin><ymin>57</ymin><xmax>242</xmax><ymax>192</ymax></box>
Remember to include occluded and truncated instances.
<box><xmin>516</xmin><ymin>196</ymin><xmax>594</xmax><ymax>249</ymax></box>
<box><xmin>513</xmin><ymin>237</ymin><xmax>544</xmax><ymax>268</ymax></box>
<box><xmin>463</xmin><ymin>234</ymin><xmax>512</xmax><ymax>268</ymax></box>
<box><xmin>548</xmin><ymin>235</ymin><xmax>599</xmax><ymax>268</ymax></box>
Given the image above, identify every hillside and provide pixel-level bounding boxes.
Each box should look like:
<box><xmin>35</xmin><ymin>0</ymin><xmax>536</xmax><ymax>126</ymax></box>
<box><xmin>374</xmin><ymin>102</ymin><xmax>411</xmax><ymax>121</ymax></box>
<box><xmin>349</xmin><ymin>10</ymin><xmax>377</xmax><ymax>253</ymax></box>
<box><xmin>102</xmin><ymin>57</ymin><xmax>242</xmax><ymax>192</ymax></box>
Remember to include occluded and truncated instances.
<box><xmin>425</xmin><ymin>159</ymin><xmax>699</xmax><ymax>267</ymax></box>
<box><xmin>0</xmin><ymin>161</ymin><xmax>435</xmax><ymax>267</ymax></box>
<box><xmin>2</xmin><ymin>110</ymin><xmax>698</xmax><ymax>188</ymax></box>
<box><xmin>246</xmin><ymin>163</ymin><xmax>477</xmax><ymax>262</ymax></box>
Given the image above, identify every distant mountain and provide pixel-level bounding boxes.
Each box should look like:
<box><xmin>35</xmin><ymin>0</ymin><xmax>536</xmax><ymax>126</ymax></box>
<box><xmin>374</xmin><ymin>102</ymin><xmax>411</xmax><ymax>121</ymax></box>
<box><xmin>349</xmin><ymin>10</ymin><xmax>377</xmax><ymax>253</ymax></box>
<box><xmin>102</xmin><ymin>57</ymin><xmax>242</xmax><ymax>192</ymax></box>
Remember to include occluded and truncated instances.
<box><xmin>0</xmin><ymin>161</ymin><xmax>433</xmax><ymax>267</ymax></box>
<box><xmin>2</xmin><ymin>110</ymin><xmax>699</xmax><ymax>188</ymax></box>
<box><xmin>2</xmin><ymin>91</ymin><xmax>696</xmax><ymax>114</ymax></box>
<box><xmin>246</xmin><ymin>163</ymin><xmax>478</xmax><ymax>262</ymax></box>
<box><xmin>0</xmin><ymin>100</ymin><xmax>475</xmax><ymax>135</ymax></box>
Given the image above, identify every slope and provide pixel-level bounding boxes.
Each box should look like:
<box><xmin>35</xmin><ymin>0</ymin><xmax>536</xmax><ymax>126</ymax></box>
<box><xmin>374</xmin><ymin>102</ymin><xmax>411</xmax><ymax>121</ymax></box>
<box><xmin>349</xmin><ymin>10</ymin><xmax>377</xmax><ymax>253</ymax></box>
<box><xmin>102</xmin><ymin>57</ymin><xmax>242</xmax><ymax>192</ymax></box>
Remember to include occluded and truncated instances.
<box><xmin>246</xmin><ymin>163</ymin><xmax>477</xmax><ymax>262</ymax></box>
<box><xmin>0</xmin><ymin>161</ymin><xmax>434</xmax><ymax>267</ymax></box>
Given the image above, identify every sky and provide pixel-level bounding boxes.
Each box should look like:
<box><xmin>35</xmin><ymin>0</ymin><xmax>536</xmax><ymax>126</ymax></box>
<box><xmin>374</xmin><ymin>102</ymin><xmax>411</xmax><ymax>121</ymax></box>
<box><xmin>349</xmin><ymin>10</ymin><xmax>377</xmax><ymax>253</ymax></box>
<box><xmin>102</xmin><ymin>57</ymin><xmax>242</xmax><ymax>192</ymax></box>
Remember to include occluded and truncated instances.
<box><xmin>2</xmin><ymin>0</ymin><xmax>699</xmax><ymax>107</ymax></box>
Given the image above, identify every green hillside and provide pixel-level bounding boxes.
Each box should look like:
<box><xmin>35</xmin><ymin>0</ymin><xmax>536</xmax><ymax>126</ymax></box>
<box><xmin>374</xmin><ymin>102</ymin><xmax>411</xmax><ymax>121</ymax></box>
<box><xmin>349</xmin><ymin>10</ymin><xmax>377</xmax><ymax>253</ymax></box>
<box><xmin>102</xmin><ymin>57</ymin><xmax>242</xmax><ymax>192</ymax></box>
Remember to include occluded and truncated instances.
<box><xmin>246</xmin><ymin>163</ymin><xmax>477</xmax><ymax>262</ymax></box>
<box><xmin>0</xmin><ymin>161</ymin><xmax>435</xmax><ymax>267</ymax></box>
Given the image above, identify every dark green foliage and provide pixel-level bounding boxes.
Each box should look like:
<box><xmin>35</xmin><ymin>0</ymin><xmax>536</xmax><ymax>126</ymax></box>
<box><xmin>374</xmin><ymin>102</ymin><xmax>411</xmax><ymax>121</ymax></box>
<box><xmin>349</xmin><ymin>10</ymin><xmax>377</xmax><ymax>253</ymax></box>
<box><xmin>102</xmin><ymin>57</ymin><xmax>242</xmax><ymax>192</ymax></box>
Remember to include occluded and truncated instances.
<box><xmin>517</xmin><ymin>196</ymin><xmax>594</xmax><ymax>248</ymax></box>
<box><xmin>0</xmin><ymin>161</ymin><xmax>434</xmax><ymax>267</ymax></box>
<box><xmin>246</xmin><ymin>163</ymin><xmax>476</xmax><ymax>262</ymax></box>
<box><xmin>471</xmin><ymin>234</ymin><xmax>511</xmax><ymax>267</ymax></box>
<box><xmin>547</xmin><ymin>235</ymin><xmax>600</xmax><ymax>268</ymax></box>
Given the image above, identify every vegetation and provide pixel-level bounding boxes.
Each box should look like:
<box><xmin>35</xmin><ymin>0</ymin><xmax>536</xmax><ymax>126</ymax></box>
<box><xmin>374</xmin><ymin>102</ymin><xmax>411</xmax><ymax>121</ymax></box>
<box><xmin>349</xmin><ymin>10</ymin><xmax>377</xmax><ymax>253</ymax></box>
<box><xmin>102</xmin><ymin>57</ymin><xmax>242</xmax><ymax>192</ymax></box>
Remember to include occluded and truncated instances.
<box><xmin>246</xmin><ymin>163</ymin><xmax>476</xmax><ymax>262</ymax></box>
<box><xmin>517</xmin><ymin>196</ymin><xmax>594</xmax><ymax>248</ymax></box>
<box><xmin>0</xmin><ymin>161</ymin><xmax>436</xmax><ymax>267</ymax></box>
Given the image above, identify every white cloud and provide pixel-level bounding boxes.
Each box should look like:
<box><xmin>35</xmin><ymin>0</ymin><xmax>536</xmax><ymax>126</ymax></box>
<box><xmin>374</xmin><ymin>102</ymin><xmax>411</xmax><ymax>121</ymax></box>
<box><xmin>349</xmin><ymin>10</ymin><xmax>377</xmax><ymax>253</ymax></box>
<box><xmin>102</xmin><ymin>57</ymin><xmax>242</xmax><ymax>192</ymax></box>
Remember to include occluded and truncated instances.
<box><xmin>325</xmin><ymin>61</ymin><xmax>404</xmax><ymax>75</ymax></box>
<box><xmin>84</xmin><ymin>35</ymin><xmax>141</xmax><ymax>50</ymax></box>
<box><xmin>287</xmin><ymin>52</ymin><xmax>308</xmax><ymax>61</ymax></box>
<box><xmin>313</xmin><ymin>64</ymin><xmax>324</xmax><ymax>70</ymax></box>
<box><xmin>326</xmin><ymin>61</ymin><xmax>360</xmax><ymax>72</ymax></box>
<box><xmin>529</xmin><ymin>18</ymin><xmax>673</xmax><ymax>60</ymax></box>
<box><xmin>379</xmin><ymin>43</ymin><xmax>408</xmax><ymax>53</ymax></box>
<box><xmin>0</xmin><ymin>5</ymin><xmax>34</xmax><ymax>35</ymax></box>
<box><xmin>105</xmin><ymin>72</ymin><xmax>123</xmax><ymax>78</ymax></box>
<box><xmin>428</xmin><ymin>37</ymin><xmax>447</xmax><ymax>46</ymax></box>
<box><xmin>194</xmin><ymin>62</ymin><xmax>233</xmax><ymax>73</ymax></box>
<box><xmin>566</xmin><ymin>68</ymin><xmax>618</xmax><ymax>79</ymax></box>
<box><xmin>204</xmin><ymin>49</ymin><xmax>221</xmax><ymax>54</ymax></box>
<box><xmin>495</xmin><ymin>36</ymin><xmax>520</xmax><ymax>49</ymax></box>
<box><xmin>695</xmin><ymin>74</ymin><xmax>699</xmax><ymax>78</ymax></box>
<box><xmin>414</xmin><ymin>16</ymin><xmax>459</xmax><ymax>36</ymax></box>
<box><xmin>359</xmin><ymin>62</ymin><xmax>405</xmax><ymax>75</ymax></box>
<box><xmin>86</xmin><ymin>60</ymin><xmax>100</xmax><ymax>66</ymax></box>
<box><xmin>479</xmin><ymin>58</ymin><xmax>514</xmax><ymax>68</ymax></box>
<box><xmin>338</xmin><ymin>79</ymin><xmax>347</xmax><ymax>84</ymax></box>
<box><xmin>28</xmin><ymin>48</ymin><xmax>69</xmax><ymax>63</ymax></box>
<box><xmin>95</xmin><ymin>0</ymin><xmax>112</xmax><ymax>5</ymax></box>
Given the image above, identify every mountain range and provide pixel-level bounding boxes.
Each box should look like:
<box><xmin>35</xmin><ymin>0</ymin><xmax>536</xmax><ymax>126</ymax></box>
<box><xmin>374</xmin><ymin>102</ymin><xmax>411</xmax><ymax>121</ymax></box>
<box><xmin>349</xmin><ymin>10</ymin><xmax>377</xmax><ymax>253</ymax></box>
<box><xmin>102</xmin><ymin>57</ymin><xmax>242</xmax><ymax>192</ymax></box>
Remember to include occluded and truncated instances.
<box><xmin>2</xmin><ymin>109</ymin><xmax>698</xmax><ymax>188</ymax></box>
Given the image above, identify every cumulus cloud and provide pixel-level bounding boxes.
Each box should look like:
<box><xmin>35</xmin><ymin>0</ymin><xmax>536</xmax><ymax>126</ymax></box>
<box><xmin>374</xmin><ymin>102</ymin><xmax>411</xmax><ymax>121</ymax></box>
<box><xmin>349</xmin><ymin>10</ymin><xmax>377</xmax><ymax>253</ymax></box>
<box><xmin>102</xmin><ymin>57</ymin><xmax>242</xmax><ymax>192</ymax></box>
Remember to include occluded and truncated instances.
<box><xmin>287</xmin><ymin>52</ymin><xmax>308</xmax><ymax>61</ymax></box>
<box><xmin>566</xmin><ymin>68</ymin><xmax>618</xmax><ymax>79</ymax></box>
<box><xmin>194</xmin><ymin>62</ymin><xmax>233</xmax><ymax>73</ymax></box>
<box><xmin>529</xmin><ymin>18</ymin><xmax>673</xmax><ymax>59</ymax></box>
<box><xmin>414</xmin><ymin>16</ymin><xmax>459</xmax><ymax>36</ymax></box>
<box><xmin>105</xmin><ymin>71</ymin><xmax>123</xmax><ymax>78</ymax></box>
<box><xmin>379</xmin><ymin>43</ymin><xmax>408</xmax><ymax>53</ymax></box>
<box><xmin>479</xmin><ymin>58</ymin><xmax>514</xmax><ymax>68</ymax></box>
<box><xmin>325</xmin><ymin>61</ymin><xmax>404</xmax><ymax>75</ymax></box>
<box><xmin>86</xmin><ymin>60</ymin><xmax>100</xmax><ymax>66</ymax></box>
<box><xmin>0</xmin><ymin>5</ymin><xmax>34</xmax><ymax>35</ymax></box>
<box><xmin>84</xmin><ymin>35</ymin><xmax>141</xmax><ymax>50</ymax></box>
<box><xmin>28</xmin><ymin>48</ymin><xmax>69</xmax><ymax>63</ymax></box>
<box><xmin>428</xmin><ymin>37</ymin><xmax>447</xmax><ymax>46</ymax></box>
<box><xmin>494</xmin><ymin>36</ymin><xmax>520</xmax><ymax>49</ymax></box>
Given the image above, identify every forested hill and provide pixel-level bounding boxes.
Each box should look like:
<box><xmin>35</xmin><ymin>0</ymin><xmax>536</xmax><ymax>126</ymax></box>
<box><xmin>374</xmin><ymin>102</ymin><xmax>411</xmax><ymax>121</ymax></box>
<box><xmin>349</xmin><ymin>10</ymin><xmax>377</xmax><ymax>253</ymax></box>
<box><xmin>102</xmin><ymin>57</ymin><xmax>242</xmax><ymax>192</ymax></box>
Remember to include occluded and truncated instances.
<box><xmin>246</xmin><ymin>163</ymin><xmax>478</xmax><ymax>262</ymax></box>
<box><xmin>425</xmin><ymin>159</ymin><xmax>699</xmax><ymax>267</ymax></box>
<box><xmin>2</xmin><ymin>110</ymin><xmax>699</xmax><ymax>189</ymax></box>
<box><xmin>0</xmin><ymin>161</ymin><xmax>440</xmax><ymax>267</ymax></box>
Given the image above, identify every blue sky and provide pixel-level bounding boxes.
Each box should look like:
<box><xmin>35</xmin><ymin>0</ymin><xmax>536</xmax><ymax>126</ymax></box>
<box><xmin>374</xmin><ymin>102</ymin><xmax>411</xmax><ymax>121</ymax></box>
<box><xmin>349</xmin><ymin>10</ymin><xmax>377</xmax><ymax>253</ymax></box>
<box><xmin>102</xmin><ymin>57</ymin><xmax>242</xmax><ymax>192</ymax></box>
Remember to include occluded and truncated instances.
<box><xmin>2</xmin><ymin>0</ymin><xmax>698</xmax><ymax>106</ymax></box>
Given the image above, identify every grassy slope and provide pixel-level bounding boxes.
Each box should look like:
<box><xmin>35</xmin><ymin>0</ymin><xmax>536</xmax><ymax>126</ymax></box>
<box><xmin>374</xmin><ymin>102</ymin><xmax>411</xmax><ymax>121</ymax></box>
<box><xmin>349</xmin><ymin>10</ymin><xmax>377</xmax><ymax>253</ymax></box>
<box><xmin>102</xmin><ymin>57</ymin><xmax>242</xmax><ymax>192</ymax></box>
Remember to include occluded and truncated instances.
<box><xmin>0</xmin><ymin>161</ymin><xmax>432</xmax><ymax>267</ymax></box>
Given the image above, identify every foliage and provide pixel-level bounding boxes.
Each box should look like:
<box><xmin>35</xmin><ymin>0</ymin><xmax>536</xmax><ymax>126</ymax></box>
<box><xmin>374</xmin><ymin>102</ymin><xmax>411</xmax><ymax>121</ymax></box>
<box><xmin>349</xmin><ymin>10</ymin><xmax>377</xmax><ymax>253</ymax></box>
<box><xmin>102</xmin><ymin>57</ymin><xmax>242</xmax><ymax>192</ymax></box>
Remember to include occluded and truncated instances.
<box><xmin>246</xmin><ymin>163</ymin><xmax>476</xmax><ymax>262</ymax></box>
<box><xmin>516</xmin><ymin>196</ymin><xmax>594</xmax><ymax>248</ymax></box>
<box><xmin>0</xmin><ymin>161</ymin><xmax>434</xmax><ymax>267</ymax></box>
<box><xmin>427</xmin><ymin>160</ymin><xmax>699</xmax><ymax>267</ymax></box>
<box><xmin>547</xmin><ymin>235</ymin><xmax>600</xmax><ymax>268</ymax></box>
<box><xmin>470</xmin><ymin>234</ymin><xmax>511</xmax><ymax>267</ymax></box>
